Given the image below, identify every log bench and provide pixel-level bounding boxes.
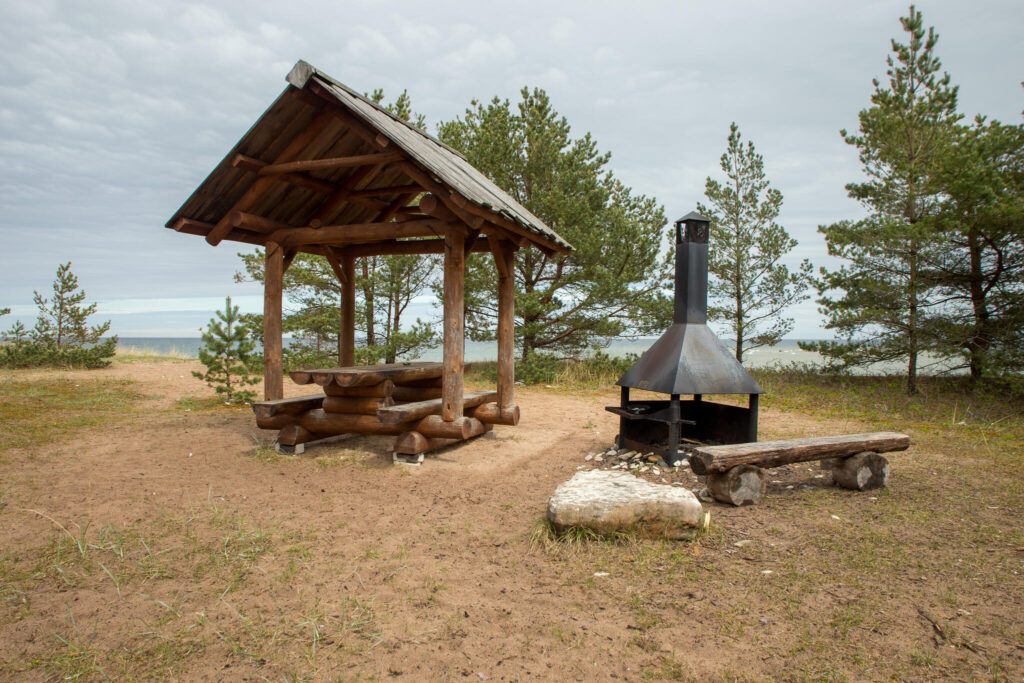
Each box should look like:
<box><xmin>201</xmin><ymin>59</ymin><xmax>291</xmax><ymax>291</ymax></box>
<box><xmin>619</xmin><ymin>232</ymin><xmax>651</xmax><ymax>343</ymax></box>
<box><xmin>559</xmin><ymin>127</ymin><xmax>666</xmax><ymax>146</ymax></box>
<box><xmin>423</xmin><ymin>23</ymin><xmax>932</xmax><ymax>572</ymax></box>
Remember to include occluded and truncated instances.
<box><xmin>252</xmin><ymin>362</ymin><xmax>518</xmax><ymax>457</ymax></box>
<box><xmin>689</xmin><ymin>432</ymin><xmax>910</xmax><ymax>506</ymax></box>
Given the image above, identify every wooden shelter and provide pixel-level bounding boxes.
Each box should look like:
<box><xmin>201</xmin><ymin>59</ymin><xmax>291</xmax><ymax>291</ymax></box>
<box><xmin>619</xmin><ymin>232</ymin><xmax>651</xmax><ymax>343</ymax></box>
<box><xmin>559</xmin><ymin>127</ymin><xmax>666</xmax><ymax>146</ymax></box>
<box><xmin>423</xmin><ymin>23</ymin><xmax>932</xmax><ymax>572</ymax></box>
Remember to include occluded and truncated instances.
<box><xmin>166</xmin><ymin>60</ymin><xmax>572</xmax><ymax>456</ymax></box>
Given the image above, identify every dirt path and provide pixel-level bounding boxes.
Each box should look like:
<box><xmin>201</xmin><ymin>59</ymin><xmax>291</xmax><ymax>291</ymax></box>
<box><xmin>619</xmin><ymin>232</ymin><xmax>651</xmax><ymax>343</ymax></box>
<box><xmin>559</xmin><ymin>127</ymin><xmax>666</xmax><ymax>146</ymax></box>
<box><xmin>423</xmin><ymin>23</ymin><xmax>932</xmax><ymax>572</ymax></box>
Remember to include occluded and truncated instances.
<box><xmin>1</xmin><ymin>360</ymin><xmax>1021</xmax><ymax>681</ymax></box>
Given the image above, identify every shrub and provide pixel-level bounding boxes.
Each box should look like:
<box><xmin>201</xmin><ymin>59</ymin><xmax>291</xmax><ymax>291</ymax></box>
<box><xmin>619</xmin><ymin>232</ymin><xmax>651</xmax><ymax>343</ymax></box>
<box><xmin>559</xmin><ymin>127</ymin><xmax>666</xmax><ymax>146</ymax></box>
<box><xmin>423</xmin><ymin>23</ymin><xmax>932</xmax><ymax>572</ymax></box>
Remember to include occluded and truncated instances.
<box><xmin>0</xmin><ymin>263</ymin><xmax>117</xmax><ymax>369</ymax></box>
<box><xmin>192</xmin><ymin>297</ymin><xmax>260</xmax><ymax>403</ymax></box>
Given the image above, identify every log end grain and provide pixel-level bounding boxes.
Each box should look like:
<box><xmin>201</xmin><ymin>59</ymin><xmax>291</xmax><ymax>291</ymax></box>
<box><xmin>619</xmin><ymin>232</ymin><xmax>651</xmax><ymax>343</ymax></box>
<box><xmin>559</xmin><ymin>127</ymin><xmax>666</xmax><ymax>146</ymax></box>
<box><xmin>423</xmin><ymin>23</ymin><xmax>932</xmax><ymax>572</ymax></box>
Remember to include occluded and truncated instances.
<box><xmin>832</xmin><ymin>452</ymin><xmax>889</xmax><ymax>491</ymax></box>
<box><xmin>707</xmin><ymin>465</ymin><xmax>767</xmax><ymax>506</ymax></box>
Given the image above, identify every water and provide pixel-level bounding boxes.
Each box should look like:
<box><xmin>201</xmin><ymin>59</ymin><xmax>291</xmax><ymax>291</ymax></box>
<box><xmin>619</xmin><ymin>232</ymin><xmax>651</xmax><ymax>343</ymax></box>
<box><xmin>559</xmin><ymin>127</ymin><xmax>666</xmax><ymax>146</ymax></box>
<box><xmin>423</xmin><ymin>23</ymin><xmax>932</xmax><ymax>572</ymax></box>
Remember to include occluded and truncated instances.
<box><xmin>116</xmin><ymin>336</ymin><xmax>953</xmax><ymax>374</ymax></box>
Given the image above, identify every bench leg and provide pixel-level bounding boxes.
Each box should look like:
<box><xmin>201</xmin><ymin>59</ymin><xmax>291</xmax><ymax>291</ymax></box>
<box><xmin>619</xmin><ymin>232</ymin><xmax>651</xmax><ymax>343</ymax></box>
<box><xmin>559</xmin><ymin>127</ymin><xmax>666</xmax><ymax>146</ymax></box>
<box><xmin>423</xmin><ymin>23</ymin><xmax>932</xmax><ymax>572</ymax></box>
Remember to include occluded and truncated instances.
<box><xmin>707</xmin><ymin>465</ymin><xmax>766</xmax><ymax>506</ymax></box>
<box><xmin>832</xmin><ymin>452</ymin><xmax>889</xmax><ymax>491</ymax></box>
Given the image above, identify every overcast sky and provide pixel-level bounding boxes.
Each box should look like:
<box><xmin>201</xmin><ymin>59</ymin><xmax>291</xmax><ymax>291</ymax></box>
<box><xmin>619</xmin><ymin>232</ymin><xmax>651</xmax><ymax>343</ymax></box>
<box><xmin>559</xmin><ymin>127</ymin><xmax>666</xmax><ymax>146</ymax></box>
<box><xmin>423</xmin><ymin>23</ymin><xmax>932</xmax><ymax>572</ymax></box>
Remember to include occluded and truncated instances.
<box><xmin>1</xmin><ymin>0</ymin><xmax>1021</xmax><ymax>339</ymax></box>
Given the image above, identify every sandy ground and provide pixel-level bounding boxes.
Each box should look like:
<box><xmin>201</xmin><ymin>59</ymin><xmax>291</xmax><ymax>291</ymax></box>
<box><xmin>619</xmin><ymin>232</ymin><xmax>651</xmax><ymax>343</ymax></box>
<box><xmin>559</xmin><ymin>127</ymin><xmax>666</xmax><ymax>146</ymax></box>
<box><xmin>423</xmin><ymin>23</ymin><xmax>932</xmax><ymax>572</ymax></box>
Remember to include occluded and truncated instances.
<box><xmin>1</xmin><ymin>359</ymin><xmax>1021</xmax><ymax>681</ymax></box>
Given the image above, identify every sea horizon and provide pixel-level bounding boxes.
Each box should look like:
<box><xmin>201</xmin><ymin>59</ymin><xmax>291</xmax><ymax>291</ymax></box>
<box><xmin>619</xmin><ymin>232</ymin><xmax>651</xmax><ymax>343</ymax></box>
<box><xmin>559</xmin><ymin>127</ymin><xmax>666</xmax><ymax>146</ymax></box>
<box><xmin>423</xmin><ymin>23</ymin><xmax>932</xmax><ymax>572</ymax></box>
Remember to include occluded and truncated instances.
<box><xmin>113</xmin><ymin>336</ymin><xmax>962</xmax><ymax>375</ymax></box>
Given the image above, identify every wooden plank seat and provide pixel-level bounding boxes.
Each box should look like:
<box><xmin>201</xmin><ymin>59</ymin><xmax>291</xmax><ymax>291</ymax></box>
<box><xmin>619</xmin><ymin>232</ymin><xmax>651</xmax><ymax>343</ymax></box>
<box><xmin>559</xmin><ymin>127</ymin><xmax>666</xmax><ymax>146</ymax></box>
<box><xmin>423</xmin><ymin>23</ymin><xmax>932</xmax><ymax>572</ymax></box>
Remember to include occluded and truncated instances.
<box><xmin>378</xmin><ymin>390</ymin><xmax>497</xmax><ymax>424</ymax></box>
<box><xmin>690</xmin><ymin>432</ymin><xmax>910</xmax><ymax>506</ymax></box>
<box><xmin>252</xmin><ymin>393</ymin><xmax>326</xmax><ymax>425</ymax></box>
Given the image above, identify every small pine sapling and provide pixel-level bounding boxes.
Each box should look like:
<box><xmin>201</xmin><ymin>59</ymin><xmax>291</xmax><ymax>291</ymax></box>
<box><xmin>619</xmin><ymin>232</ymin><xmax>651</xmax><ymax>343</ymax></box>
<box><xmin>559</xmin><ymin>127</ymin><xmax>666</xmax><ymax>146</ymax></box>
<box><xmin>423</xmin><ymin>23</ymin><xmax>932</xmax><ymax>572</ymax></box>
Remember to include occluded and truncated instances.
<box><xmin>193</xmin><ymin>297</ymin><xmax>260</xmax><ymax>403</ymax></box>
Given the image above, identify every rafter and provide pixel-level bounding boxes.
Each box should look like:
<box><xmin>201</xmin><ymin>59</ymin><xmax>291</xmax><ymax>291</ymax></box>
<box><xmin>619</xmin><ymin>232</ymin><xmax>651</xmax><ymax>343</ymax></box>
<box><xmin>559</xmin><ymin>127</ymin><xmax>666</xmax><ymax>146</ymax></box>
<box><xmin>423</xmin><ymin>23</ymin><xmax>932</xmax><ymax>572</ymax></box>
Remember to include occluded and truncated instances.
<box><xmin>271</xmin><ymin>219</ymin><xmax>447</xmax><ymax>247</ymax></box>
<box><xmin>205</xmin><ymin>111</ymin><xmax>335</xmax><ymax>246</ymax></box>
<box><xmin>231</xmin><ymin>154</ymin><xmax>336</xmax><ymax>194</ymax></box>
<box><xmin>258</xmin><ymin>151</ymin><xmax>403</xmax><ymax>176</ymax></box>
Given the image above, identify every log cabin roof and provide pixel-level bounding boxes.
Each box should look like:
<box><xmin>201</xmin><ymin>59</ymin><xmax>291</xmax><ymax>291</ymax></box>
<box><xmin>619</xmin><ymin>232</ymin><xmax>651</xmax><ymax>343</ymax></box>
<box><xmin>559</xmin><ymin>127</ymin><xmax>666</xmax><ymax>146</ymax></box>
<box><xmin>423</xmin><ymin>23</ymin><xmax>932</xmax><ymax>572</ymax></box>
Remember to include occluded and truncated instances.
<box><xmin>165</xmin><ymin>60</ymin><xmax>572</xmax><ymax>256</ymax></box>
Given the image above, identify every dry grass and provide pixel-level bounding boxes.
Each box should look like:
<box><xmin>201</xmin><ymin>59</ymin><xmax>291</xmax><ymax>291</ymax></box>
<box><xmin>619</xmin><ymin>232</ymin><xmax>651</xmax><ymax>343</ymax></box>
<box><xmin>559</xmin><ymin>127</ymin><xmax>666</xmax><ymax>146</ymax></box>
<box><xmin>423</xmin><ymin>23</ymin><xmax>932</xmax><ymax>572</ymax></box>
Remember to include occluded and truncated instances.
<box><xmin>0</xmin><ymin>361</ymin><xmax>1022</xmax><ymax>680</ymax></box>
<box><xmin>0</xmin><ymin>376</ymin><xmax>145</xmax><ymax>458</ymax></box>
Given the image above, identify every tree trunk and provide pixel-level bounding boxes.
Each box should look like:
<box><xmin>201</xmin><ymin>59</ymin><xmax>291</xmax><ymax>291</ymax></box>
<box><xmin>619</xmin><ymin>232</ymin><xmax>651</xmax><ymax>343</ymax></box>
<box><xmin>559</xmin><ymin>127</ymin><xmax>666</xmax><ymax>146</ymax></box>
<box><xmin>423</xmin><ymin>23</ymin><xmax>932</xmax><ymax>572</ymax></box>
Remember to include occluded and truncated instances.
<box><xmin>362</xmin><ymin>257</ymin><xmax>375</xmax><ymax>348</ymax></box>
<box><xmin>906</xmin><ymin>243</ymin><xmax>919</xmax><ymax>395</ymax></box>
<box><xmin>966</xmin><ymin>228</ymin><xmax>990</xmax><ymax>382</ymax></box>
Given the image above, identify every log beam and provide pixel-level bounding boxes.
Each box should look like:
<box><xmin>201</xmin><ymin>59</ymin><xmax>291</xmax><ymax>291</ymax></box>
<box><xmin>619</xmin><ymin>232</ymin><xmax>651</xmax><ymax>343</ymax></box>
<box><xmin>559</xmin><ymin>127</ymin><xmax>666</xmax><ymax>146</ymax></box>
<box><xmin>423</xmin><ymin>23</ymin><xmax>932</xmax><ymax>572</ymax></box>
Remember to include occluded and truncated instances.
<box><xmin>271</xmin><ymin>219</ymin><xmax>447</xmax><ymax>247</ymax></box>
<box><xmin>442</xmin><ymin>229</ymin><xmax>465</xmax><ymax>421</ymax></box>
<box><xmin>263</xmin><ymin>241</ymin><xmax>285</xmax><ymax>400</ymax></box>
<box><xmin>689</xmin><ymin>432</ymin><xmax>910</xmax><ymax>476</ymax></box>
<box><xmin>310</xmin><ymin>163</ymin><xmax>386</xmax><ymax>223</ymax></box>
<box><xmin>311</xmin><ymin>236</ymin><xmax>489</xmax><ymax>259</ymax></box>
<box><xmin>493</xmin><ymin>238</ymin><xmax>516</xmax><ymax>410</ymax></box>
<box><xmin>251</xmin><ymin>393</ymin><xmax>326</xmax><ymax>420</ymax></box>
<box><xmin>339</xmin><ymin>253</ymin><xmax>355</xmax><ymax>366</ymax></box>
<box><xmin>707</xmin><ymin>465</ymin><xmax>766</xmax><ymax>506</ymax></box>
<box><xmin>377</xmin><ymin>390</ymin><xmax>497</xmax><ymax>425</ymax></box>
<box><xmin>206</xmin><ymin>111</ymin><xmax>334</xmax><ymax>245</ymax></box>
<box><xmin>472</xmin><ymin>402</ymin><xmax>520</xmax><ymax>426</ymax></box>
<box><xmin>322</xmin><ymin>396</ymin><xmax>394</xmax><ymax>415</ymax></box>
<box><xmin>231</xmin><ymin>154</ymin><xmax>337</xmax><ymax>194</ymax></box>
<box><xmin>455</xmin><ymin>196</ymin><xmax>567</xmax><ymax>255</ymax></box>
<box><xmin>258</xmin><ymin>152</ymin><xmax>403</xmax><ymax>176</ymax></box>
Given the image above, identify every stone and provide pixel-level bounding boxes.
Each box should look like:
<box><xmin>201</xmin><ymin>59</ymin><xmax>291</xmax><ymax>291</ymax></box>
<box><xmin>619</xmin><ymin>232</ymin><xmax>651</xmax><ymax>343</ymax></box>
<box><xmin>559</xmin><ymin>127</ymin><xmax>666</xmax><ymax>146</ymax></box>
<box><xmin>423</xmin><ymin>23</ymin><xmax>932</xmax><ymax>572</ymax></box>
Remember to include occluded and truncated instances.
<box><xmin>547</xmin><ymin>470</ymin><xmax>707</xmax><ymax>540</ymax></box>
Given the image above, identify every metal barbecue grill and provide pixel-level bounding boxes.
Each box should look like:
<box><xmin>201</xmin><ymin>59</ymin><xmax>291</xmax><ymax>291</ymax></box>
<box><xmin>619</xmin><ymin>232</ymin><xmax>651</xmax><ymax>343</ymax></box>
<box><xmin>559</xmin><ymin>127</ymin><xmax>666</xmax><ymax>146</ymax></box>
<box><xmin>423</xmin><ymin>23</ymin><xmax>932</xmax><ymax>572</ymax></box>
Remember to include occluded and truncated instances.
<box><xmin>606</xmin><ymin>211</ymin><xmax>763</xmax><ymax>466</ymax></box>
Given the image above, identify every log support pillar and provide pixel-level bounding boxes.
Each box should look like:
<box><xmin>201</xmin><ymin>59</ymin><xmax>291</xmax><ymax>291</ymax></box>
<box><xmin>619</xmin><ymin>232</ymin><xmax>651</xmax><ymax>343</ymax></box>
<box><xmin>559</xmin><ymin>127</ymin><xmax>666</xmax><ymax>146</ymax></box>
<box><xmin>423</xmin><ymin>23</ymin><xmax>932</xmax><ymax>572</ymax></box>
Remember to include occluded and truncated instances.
<box><xmin>442</xmin><ymin>229</ymin><xmax>465</xmax><ymax>421</ymax></box>
<box><xmin>494</xmin><ymin>239</ymin><xmax>516</xmax><ymax>411</ymax></box>
<box><xmin>263</xmin><ymin>241</ymin><xmax>284</xmax><ymax>400</ymax></box>
<box><xmin>340</xmin><ymin>254</ymin><xmax>355</xmax><ymax>366</ymax></box>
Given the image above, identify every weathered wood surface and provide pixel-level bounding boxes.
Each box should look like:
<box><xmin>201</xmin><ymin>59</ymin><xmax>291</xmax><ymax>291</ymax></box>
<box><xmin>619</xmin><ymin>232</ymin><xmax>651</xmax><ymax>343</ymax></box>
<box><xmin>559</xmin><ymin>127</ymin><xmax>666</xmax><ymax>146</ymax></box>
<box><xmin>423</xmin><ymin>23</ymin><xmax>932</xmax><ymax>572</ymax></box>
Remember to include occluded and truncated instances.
<box><xmin>689</xmin><ymin>432</ymin><xmax>910</xmax><ymax>475</ymax></box>
<box><xmin>203</xmin><ymin>111</ymin><xmax>335</xmax><ymax>246</ymax></box>
<box><xmin>472</xmin><ymin>402</ymin><xmax>520</xmax><ymax>426</ymax></box>
<box><xmin>707</xmin><ymin>465</ymin><xmax>766</xmax><ymax>506</ymax></box>
<box><xmin>340</xmin><ymin>254</ymin><xmax>355</xmax><ymax>366</ymax></box>
<box><xmin>392</xmin><ymin>424</ymin><xmax>488</xmax><ymax>456</ymax></box>
<box><xmin>251</xmin><ymin>393</ymin><xmax>325</xmax><ymax>419</ymax></box>
<box><xmin>392</xmin><ymin>431</ymin><xmax>458</xmax><ymax>455</ymax></box>
<box><xmin>298</xmin><ymin>410</ymin><xmax>406</xmax><ymax>436</ymax></box>
<box><xmin>442</xmin><ymin>229</ymin><xmax>465</xmax><ymax>421</ymax></box>
<box><xmin>391</xmin><ymin>385</ymin><xmax>442</xmax><ymax>402</ymax></box>
<box><xmin>290</xmin><ymin>362</ymin><xmax>442</xmax><ymax>389</ymax></box>
<box><xmin>322</xmin><ymin>395</ymin><xmax>394</xmax><ymax>415</ymax></box>
<box><xmin>277</xmin><ymin>424</ymin><xmax>318</xmax><ymax>447</ymax></box>
<box><xmin>263</xmin><ymin>242</ymin><xmax>284</xmax><ymax>400</ymax></box>
<box><xmin>322</xmin><ymin>380</ymin><xmax>394</xmax><ymax>398</ymax></box>
<box><xmin>305</xmin><ymin>72</ymin><xmax>572</xmax><ymax>252</ymax></box>
<box><xmin>494</xmin><ymin>238</ymin><xmax>516</xmax><ymax>410</ymax></box>
<box><xmin>377</xmin><ymin>390</ymin><xmax>496</xmax><ymax>425</ymax></box>
<box><xmin>413</xmin><ymin>415</ymin><xmax>489</xmax><ymax>440</ymax></box>
<box><xmin>258</xmin><ymin>151</ymin><xmax>402</xmax><ymax>175</ymax></box>
<box><xmin>831</xmin><ymin>452</ymin><xmax>890</xmax><ymax>491</ymax></box>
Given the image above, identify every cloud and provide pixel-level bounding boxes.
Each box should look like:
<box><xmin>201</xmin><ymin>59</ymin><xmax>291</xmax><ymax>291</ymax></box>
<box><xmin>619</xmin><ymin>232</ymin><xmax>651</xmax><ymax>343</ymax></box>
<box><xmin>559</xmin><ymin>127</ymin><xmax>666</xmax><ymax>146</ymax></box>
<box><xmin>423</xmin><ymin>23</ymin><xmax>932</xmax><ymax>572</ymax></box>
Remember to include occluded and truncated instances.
<box><xmin>1</xmin><ymin>0</ymin><xmax>1022</xmax><ymax>341</ymax></box>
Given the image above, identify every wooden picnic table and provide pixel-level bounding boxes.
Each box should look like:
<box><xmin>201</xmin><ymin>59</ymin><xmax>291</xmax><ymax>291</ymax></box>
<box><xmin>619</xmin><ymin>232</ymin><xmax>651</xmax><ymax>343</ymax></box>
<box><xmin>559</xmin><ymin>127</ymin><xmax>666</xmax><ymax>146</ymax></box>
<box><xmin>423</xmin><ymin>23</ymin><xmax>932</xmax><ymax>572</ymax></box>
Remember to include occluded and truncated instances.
<box><xmin>289</xmin><ymin>361</ymin><xmax>443</xmax><ymax>389</ymax></box>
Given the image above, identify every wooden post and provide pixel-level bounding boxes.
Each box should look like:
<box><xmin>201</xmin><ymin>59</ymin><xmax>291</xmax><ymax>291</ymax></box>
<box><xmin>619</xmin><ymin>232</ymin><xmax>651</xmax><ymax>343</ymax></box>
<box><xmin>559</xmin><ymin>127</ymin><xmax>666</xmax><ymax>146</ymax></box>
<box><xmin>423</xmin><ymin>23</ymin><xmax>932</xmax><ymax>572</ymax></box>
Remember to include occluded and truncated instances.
<box><xmin>340</xmin><ymin>254</ymin><xmax>355</xmax><ymax>366</ymax></box>
<box><xmin>263</xmin><ymin>241</ymin><xmax>284</xmax><ymax>400</ymax></box>
<box><xmin>494</xmin><ymin>240</ymin><xmax>515</xmax><ymax>410</ymax></box>
<box><xmin>442</xmin><ymin>229</ymin><xmax>465</xmax><ymax>421</ymax></box>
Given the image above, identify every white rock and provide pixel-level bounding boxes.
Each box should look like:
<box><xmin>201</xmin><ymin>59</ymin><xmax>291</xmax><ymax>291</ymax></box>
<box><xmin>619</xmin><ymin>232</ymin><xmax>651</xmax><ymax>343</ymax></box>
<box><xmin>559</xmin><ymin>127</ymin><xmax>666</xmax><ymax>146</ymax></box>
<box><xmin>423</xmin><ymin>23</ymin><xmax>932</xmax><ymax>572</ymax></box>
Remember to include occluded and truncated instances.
<box><xmin>594</xmin><ymin>455</ymin><xmax>604</xmax><ymax>462</ymax></box>
<box><xmin>547</xmin><ymin>470</ymin><xmax>707</xmax><ymax>540</ymax></box>
<box><xmin>585</xmin><ymin>454</ymin><xmax>593</xmax><ymax>461</ymax></box>
<box><xmin>652</xmin><ymin>468</ymin><xmax>661</xmax><ymax>475</ymax></box>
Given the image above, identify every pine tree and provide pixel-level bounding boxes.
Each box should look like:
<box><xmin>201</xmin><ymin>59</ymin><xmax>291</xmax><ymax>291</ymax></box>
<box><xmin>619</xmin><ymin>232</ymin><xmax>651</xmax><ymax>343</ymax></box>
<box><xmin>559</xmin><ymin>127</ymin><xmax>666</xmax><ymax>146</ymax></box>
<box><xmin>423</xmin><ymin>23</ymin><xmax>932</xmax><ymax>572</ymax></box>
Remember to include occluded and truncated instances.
<box><xmin>806</xmin><ymin>5</ymin><xmax>960</xmax><ymax>393</ymax></box>
<box><xmin>697</xmin><ymin>123</ymin><xmax>812</xmax><ymax>362</ymax></box>
<box><xmin>2</xmin><ymin>262</ymin><xmax>117</xmax><ymax>368</ymax></box>
<box><xmin>192</xmin><ymin>297</ymin><xmax>260</xmax><ymax>403</ymax></box>
<box><xmin>32</xmin><ymin>262</ymin><xmax>111</xmax><ymax>349</ymax></box>
<box><xmin>438</xmin><ymin>88</ymin><xmax>670</xmax><ymax>360</ymax></box>
<box><xmin>927</xmin><ymin>118</ymin><xmax>1024</xmax><ymax>379</ymax></box>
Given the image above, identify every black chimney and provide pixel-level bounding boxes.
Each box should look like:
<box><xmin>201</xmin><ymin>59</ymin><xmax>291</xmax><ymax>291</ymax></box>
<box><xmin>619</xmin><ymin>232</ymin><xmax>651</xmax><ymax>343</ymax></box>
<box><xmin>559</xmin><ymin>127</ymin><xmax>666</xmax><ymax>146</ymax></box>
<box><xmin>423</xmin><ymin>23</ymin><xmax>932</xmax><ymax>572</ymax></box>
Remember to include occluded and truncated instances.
<box><xmin>606</xmin><ymin>209</ymin><xmax>763</xmax><ymax>465</ymax></box>
<box><xmin>674</xmin><ymin>211</ymin><xmax>710</xmax><ymax>325</ymax></box>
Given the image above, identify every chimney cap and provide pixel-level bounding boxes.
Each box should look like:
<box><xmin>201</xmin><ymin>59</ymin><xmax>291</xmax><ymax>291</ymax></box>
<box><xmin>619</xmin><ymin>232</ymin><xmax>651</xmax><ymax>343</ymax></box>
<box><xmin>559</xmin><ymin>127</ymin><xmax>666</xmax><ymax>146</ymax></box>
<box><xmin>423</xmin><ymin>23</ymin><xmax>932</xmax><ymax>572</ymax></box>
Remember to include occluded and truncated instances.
<box><xmin>675</xmin><ymin>211</ymin><xmax>711</xmax><ymax>225</ymax></box>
